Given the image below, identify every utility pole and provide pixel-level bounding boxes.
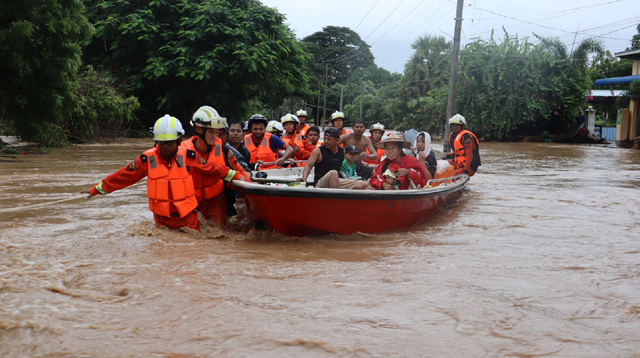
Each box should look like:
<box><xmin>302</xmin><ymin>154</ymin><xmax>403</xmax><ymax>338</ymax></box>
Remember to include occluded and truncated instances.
<box><xmin>340</xmin><ymin>85</ymin><xmax>344</xmax><ymax>112</ymax></box>
<box><xmin>316</xmin><ymin>79</ymin><xmax>322</xmax><ymax>126</ymax></box>
<box><xmin>360</xmin><ymin>81</ymin><xmax>364</xmax><ymax>119</ymax></box>
<box><xmin>443</xmin><ymin>0</ymin><xmax>464</xmax><ymax>152</ymax></box>
<box><xmin>322</xmin><ymin>62</ymin><xmax>328</xmax><ymax>126</ymax></box>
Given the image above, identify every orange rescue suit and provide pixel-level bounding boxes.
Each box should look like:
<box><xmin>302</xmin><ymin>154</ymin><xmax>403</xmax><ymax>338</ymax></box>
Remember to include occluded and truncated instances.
<box><xmin>364</xmin><ymin>140</ymin><xmax>385</xmax><ymax>165</ymax></box>
<box><xmin>284</xmin><ymin>132</ymin><xmax>312</xmax><ymax>162</ymax></box>
<box><xmin>452</xmin><ymin>129</ymin><xmax>481</xmax><ymax>176</ymax></box>
<box><xmin>298</xmin><ymin>123</ymin><xmax>310</xmax><ymax>138</ymax></box>
<box><xmin>144</xmin><ymin>146</ymin><xmax>198</xmax><ymax>218</ymax></box>
<box><xmin>244</xmin><ymin>132</ymin><xmax>278</xmax><ymax>169</ymax></box>
<box><xmin>181</xmin><ymin>137</ymin><xmax>226</xmax><ymax>201</ymax></box>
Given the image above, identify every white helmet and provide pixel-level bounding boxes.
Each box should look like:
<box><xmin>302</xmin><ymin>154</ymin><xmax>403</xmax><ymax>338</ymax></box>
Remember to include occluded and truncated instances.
<box><xmin>448</xmin><ymin>114</ymin><xmax>466</xmax><ymax>125</ymax></box>
<box><xmin>192</xmin><ymin>106</ymin><xmax>226</xmax><ymax>128</ymax></box>
<box><xmin>296</xmin><ymin>109</ymin><xmax>307</xmax><ymax>117</ymax></box>
<box><xmin>280</xmin><ymin>113</ymin><xmax>299</xmax><ymax>124</ymax></box>
<box><xmin>266</xmin><ymin>120</ymin><xmax>284</xmax><ymax>133</ymax></box>
<box><xmin>331</xmin><ymin>111</ymin><xmax>345</xmax><ymax>121</ymax></box>
<box><xmin>153</xmin><ymin>114</ymin><xmax>185</xmax><ymax>141</ymax></box>
<box><xmin>370</xmin><ymin>123</ymin><xmax>385</xmax><ymax>132</ymax></box>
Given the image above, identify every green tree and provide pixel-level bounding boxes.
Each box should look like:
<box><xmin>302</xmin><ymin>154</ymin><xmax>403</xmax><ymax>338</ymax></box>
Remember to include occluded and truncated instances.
<box><xmin>84</xmin><ymin>0</ymin><xmax>311</xmax><ymax>123</ymax></box>
<box><xmin>0</xmin><ymin>0</ymin><xmax>92</xmax><ymax>145</ymax></box>
<box><xmin>302</xmin><ymin>26</ymin><xmax>375</xmax><ymax>87</ymax></box>
<box><xmin>590</xmin><ymin>50</ymin><xmax>633</xmax><ymax>82</ymax></box>
<box><xmin>629</xmin><ymin>23</ymin><xmax>640</xmax><ymax>50</ymax></box>
<box><xmin>403</xmin><ymin>35</ymin><xmax>451</xmax><ymax>99</ymax></box>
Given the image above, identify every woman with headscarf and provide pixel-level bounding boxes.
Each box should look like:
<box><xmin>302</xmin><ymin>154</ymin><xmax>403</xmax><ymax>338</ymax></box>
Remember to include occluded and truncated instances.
<box><xmin>408</xmin><ymin>132</ymin><xmax>436</xmax><ymax>179</ymax></box>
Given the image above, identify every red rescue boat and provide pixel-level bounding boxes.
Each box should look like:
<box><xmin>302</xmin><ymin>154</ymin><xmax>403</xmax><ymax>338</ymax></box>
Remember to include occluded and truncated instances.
<box><xmin>230</xmin><ymin>175</ymin><xmax>468</xmax><ymax>236</ymax></box>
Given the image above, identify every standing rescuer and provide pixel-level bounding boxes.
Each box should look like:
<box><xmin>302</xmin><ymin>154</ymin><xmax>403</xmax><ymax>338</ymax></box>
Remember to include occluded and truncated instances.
<box><xmin>80</xmin><ymin>115</ymin><xmax>244</xmax><ymax>231</ymax></box>
<box><xmin>330</xmin><ymin>111</ymin><xmax>352</xmax><ymax>136</ymax></box>
<box><xmin>281</xmin><ymin>113</ymin><xmax>312</xmax><ymax>162</ymax></box>
<box><xmin>364</xmin><ymin>122</ymin><xmax>386</xmax><ymax>165</ymax></box>
<box><xmin>442</xmin><ymin>114</ymin><xmax>481</xmax><ymax>177</ymax></box>
<box><xmin>296</xmin><ymin>109</ymin><xmax>310</xmax><ymax>138</ymax></box>
<box><xmin>181</xmin><ymin>106</ymin><xmax>249</xmax><ymax>228</ymax></box>
<box><xmin>244</xmin><ymin>114</ymin><xmax>293</xmax><ymax>170</ymax></box>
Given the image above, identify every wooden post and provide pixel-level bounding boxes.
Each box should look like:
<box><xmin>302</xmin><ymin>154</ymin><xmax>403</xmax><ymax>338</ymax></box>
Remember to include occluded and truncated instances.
<box><xmin>444</xmin><ymin>0</ymin><xmax>464</xmax><ymax>152</ymax></box>
<box><xmin>323</xmin><ymin>62</ymin><xmax>328</xmax><ymax>125</ymax></box>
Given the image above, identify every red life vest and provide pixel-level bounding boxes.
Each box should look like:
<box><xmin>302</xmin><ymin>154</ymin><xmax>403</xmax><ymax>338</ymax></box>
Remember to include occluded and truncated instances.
<box><xmin>144</xmin><ymin>146</ymin><xmax>197</xmax><ymax>218</ymax></box>
<box><xmin>453</xmin><ymin>129</ymin><xmax>481</xmax><ymax>171</ymax></box>
<box><xmin>244</xmin><ymin>132</ymin><xmax>278</xmax><ymax>169</ymax></box>
<box><xmin>181</xmin><ymin>137</ymin><xmax>226</xmax><ymax>201</ymax></box>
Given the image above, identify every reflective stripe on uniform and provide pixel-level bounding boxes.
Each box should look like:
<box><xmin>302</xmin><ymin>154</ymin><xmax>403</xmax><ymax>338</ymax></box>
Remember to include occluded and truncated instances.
<box><xmin>224</xmin><ymin>170</ymin><xmax>237</xmax><ymax>182</ymax></box>
<box><xmin>96</xmin><ymin>181</ymin><xmax>109</xmax><ymax>195</ymax></box>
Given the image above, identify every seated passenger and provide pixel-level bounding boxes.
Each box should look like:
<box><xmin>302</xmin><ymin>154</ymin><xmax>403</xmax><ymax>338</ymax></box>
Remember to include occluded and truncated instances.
<box><xmin>409</xmin><ymin>132</ymin><xmax>436</xmax><ymax>180</ymax></box>
<box><xmin>340</xmin><ymin>145</ymin><xmax>361</xmax><ymax>179</ymax></box>
<box><xmin>368</xmin><ymin>134</ymin><xmax>427</xmax><ymax>190</ymax></box>
<box><xmin>298</xmin><ymin>128</ymin><xmax>368</xmax><ymax>189</ymax></box>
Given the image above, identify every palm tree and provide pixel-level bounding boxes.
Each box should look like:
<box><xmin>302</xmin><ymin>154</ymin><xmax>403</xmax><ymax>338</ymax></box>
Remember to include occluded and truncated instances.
<box><xmin>403</xmin><ymin>35</ymin><xmax>452</xmax><ymax>99</ymax></box>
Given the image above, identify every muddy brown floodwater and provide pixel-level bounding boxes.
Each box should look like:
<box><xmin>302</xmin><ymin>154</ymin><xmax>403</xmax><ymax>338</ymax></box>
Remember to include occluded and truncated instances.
<box><xmin>1</xmin><ymin>140</ymin><xmax>640</xmax><ymax>357</ymax></box>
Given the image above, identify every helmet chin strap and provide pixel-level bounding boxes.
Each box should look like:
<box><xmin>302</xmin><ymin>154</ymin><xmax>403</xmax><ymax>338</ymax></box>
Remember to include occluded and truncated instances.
<box><xmin>196</xmin><ymin>127</ymin><xmax>213</xmax><ymax>153</ymax></box>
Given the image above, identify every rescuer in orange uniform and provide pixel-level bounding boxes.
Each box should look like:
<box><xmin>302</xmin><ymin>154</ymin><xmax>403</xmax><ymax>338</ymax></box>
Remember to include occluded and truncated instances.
<box><xmin>295</xmin><ymin>109</ymin><xmax>311</xmax><ymax>138</ymax></box>
<box><xmin>281</xmin><ymin>113</ymin><xmax>313</xmax><ymax>163</ymax></box>
<box><xmin>364</xmin><ymin>122</ymin><xmax>386</xmax><ymax>165</ymax></box>
<box><xmin>181</xmin><ymin>106</ymin><xmax>250</xmax><ymax>227</ymax></box>
<box><xmin>303</xmin><ymin>126</ymin><xmax>321</xmax><ymax>154</ymax></box>
<box><xmin>243</xmin><ymin>114</ymin><xmax>293</xmax><ymax>170</ymax></box>
<box><xmin>330</xmin><ymin>111</ymin><xmax>352</xmax><ymax>136</ymax></box>
<box><xmin>442</xmin><ymin>114</ymin><xmax>481</xmax><ymax>177</ymax></box>
<box><xmin>80</xmin><ymin>115</ymin><xmax>243</xmax><ymax>231</ymax></box>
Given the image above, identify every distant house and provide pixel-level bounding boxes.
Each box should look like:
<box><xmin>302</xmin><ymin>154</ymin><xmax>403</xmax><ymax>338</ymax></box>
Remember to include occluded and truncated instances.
<box><xmin>592</xmin><ymin>49</ymin><xmax>640</xmax><ymax>143</ymax></box>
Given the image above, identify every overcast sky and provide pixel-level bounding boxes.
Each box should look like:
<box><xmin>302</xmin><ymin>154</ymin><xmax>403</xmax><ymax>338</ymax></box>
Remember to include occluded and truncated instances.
<box><xmin>261</xmin><ymin>0</ymin><xmax>639</xmax><ymax>74</ymax></box>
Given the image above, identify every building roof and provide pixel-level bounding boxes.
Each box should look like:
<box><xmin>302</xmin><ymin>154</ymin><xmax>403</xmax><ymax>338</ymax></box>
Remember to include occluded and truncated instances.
<box><xmin>593</xmin><ymin>75</ymin><xmax>640</xmax><ymax>86</ymax></box>
<box><xmin>588</xmin><ymin>89</ymin><xmax>627</xmax><ymax>97</ymax></box>
<box><xmin>615</xmin><ymin>49</ymin><xmax>640</xmax><ymax>60</ymax></box>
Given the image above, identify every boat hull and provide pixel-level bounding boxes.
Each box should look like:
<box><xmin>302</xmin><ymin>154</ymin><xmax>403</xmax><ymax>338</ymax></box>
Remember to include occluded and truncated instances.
<box><xmin>231</xmin><ymin>178</ymin><xmax>468</xmax><ymax>236</ymax></box>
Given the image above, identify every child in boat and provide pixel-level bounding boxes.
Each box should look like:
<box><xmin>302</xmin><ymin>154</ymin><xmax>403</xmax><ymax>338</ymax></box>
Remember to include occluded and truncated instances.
<box><xmin>386</xmin><ymin>161</ymin><xmax>420</xmax><ymax>189</ymax></box>
<box><xmin>383</xmin><ymin>169</ymin><xmax>400</xmax><ymax>190</ymax></box>
<box><xmin>340</xmin><ymin>145</ymin><xmax>361</xmax><ymax>179</ymax></box>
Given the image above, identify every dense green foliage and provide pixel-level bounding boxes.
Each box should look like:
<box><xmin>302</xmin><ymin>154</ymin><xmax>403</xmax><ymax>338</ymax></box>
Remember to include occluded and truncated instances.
<box><xmin>84</xmin><ymin>0</ymin><xmax>311</xmax><ymax>123</ymax></box>
<box><xmin>65</xmin><ymin>67</ymin><xmax>140</xmax><ymax>143</ymax></box>
<box><xmin>302</xmin><ymin>26</ymin><xmax>375</xmax><ymax>88</ymax></box>
<box><xmin>391</xmin><ymin>31</ymin><xmax>604</xmax><ymax>140</ymax></box>
<box><xmin>0</xmin><ymin>0</ymin><xmax>92</xmax><ymax>145</ymax></box>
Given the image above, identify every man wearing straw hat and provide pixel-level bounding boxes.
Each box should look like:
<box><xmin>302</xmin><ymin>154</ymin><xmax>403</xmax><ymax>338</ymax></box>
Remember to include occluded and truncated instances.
<box><xmin>368</xmin><ymin>133</ymin><xmax>428</xmax><ymax>190</ymax></box>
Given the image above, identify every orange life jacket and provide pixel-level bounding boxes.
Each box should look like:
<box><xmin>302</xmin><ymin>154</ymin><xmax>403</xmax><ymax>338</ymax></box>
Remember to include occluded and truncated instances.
<box><xmin>433</xmin><ymin>164</ymin><xmax>455</xmax><ymax>186</ymax></box>
<box><xmin>244</xmin><ymin>132</ymin><xmax>278</xmax><ymax>169</ymax></box>
<box><xmin>453</xmin><ymin>129</ymin><xmax>481</xmax><ymax>171</ymax></box>
<box><xmin>298</xmin><ymin>123</ymin><xmax>310</xmax><ymax>138</ymax></box>
<box><xmin>144</xmin><ymin>146</ymin><xmax>197</xmax><ymax>218</ymax></box>
<box><xmin>283</xmin><ymin>132</ymin><xmax>305</xmax><ymax>152</ymax></box>
<box><xmin>364</xmin><ymin>138</ymin><xmax>385</xmax><ymax>165</ymax></box>
<box><xmin>181</xmin><ymin>137</ymin><xmax>226</xmax><ymax>201</ymax></box>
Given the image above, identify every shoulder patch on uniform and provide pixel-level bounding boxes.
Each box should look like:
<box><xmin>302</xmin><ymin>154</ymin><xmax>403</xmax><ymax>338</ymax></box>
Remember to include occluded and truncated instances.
<box><xmin>198</xmin><ymin>156</ymin><xmax>206</xmax><ymax>165</ymax></box>
<box><xmin>186</xmin><ymin>149</ymin><xmax>196</xmax><ymax>159</ymax></box>
<box><xmin>127</xmin><ymin>160</ymin><xmax>139</xmax><ymax>171</ymax></box>
<box><xmin>139</xmin><ymin>154</ymin><xmax>147</xmax><ymax>163</ymax></box>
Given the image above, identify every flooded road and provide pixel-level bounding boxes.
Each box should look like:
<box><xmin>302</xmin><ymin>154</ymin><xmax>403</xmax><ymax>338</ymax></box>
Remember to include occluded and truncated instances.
<box><xmin>1</xmin><ymin>140</ymin><xmax>640</xmax><ymax>357</ymax></box>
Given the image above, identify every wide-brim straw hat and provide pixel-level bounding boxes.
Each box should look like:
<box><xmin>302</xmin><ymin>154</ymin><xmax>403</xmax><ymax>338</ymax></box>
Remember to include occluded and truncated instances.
<box><xmin>374</xmin><ymin>133</ymin><xmax>411</xmax><ymax>149</ymax></box>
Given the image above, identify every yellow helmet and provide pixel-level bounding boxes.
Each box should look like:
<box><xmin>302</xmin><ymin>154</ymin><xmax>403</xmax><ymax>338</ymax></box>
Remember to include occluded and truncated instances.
<box><xmin>296</xmin><ymin>109</ymin><xmax>307</xmax><ymax>117</ymax></box>
<box><xmin>192</xmin><ymin>106</ymin><xmax>226</xmax><ymax>129</ymax></box>
<box><xmin>266</xmin><ymin>120</ymin><xmax>284</xmax><ymax>133</ymax></box>
<box><xmin>280</xmin><ymin>113</ymin><xmax>299</xmax><ymax>124</ymax></box>
<box><xmin>448</xmin><ymin>114</ymin><xmax>467</xmax><ymax>125</ymax></box>
<box><xmin>153</xmin><ymin>115</ymin><xmax>185</xmax><ymax>141</ymax></box>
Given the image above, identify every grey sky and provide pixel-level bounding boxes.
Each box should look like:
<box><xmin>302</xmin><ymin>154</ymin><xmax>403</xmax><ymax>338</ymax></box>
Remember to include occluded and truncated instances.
<box><xmin>261</xmin><ymin>0</ymin><xmax>639</xmax><ymax>74</ymax></box>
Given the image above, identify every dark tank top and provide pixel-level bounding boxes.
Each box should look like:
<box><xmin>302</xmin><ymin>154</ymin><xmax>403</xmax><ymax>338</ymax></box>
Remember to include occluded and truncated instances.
<box><xmin>313</xmin><ymin>146</ymin><xmax>344</xmax><ymax>187</ymax></box>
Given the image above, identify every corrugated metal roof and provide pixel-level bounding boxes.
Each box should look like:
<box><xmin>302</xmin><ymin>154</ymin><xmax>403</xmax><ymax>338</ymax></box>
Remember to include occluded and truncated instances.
<box><xmin>588</xmin><ymin>89</ymin><xmax>627</xmax><ymax>97</ymax></box>
<box><xmin>593</xmin><ymin>75</ymin><xmax>640</xmax><ymax>86</ymax></box>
